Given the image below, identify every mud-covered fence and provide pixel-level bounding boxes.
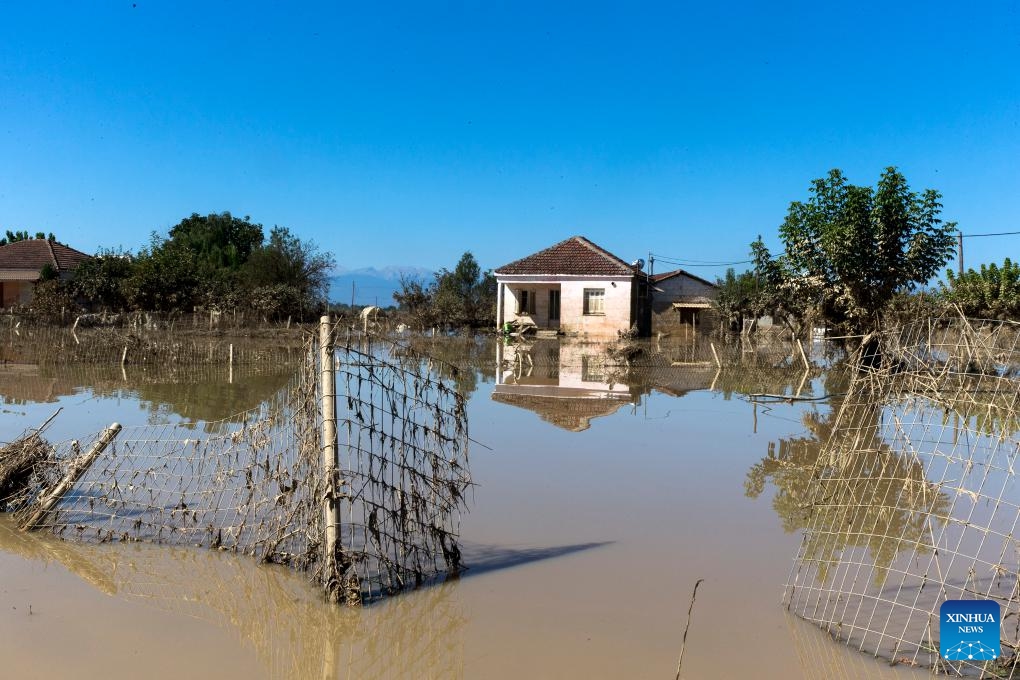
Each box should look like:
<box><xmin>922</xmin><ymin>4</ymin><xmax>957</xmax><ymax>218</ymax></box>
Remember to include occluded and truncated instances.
<box><xmin>0</xmin><ymin>309</ymin><xmax>307</xmax><ymax>333</ymax></box>
<box><xmin>0</xmin><ymin>324</ymin><xmax>305</xmax><ymax>366</ymax></box>
<box><xmin>784</xmin><ymin>314</ymin><xmax>1020</xmax><ymax>676</ymax></box>
<box><xmin>0</xmin><ymin>317</ymin><xmax>471</xmax><ymax>605</ymax></box>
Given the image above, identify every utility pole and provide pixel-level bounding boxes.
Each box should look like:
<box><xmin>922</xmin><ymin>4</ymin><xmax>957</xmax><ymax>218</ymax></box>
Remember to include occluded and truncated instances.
<box><xmin>351</xmin><ymin>281</ymin><xmax>356</xmax><ymax>309</ymax></box>
<box><xmin>957</xmin><ymin>230</ymin><xmax>964</xmax><ymax>276</ymax></box>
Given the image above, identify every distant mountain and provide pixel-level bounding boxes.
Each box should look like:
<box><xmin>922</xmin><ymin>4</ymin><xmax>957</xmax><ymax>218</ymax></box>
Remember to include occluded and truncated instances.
<box><xmin>329</xmin><ymin>266</ymin><xmax>434</xmax><ymax>307</ymax></box>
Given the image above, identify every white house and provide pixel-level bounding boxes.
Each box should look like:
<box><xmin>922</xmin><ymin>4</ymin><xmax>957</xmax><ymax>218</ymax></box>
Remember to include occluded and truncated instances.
<box><xmin>494</xmin><ymin>236</ymin><xmax>650</xmax><ymax>337</ymax></box>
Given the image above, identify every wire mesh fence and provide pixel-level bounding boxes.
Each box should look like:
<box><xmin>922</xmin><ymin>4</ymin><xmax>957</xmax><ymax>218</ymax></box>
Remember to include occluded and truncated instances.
<box><xmin>0</xmin><ymin>319</ymin><xmax>471</xmax><ymax>606</ymax></box>
<box><xmin>784</xmin><ymin>314</ymin><xmax>1020</xmax><ymax>677</ymax></box>
<box><xmin>0</xmin><ymin>323</ymin><xmax>306</xmax><ymax>366</ymax></box>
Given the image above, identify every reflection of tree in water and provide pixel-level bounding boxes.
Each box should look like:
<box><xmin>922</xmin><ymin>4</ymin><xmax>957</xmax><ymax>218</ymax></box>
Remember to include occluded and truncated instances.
<box><xmin>746</xmin><ymin>388</ymin><xmax>949</xmax><ymax>586</ymax></box>
<box><xmin>53</xmin><ymin>363</ymin><xmax>295</xmax><ymax>427</ymax></box>
<box><xmin>395</xmin><ymin>334</ymin><xmax>497</xmax><ymax>399</ymax></box>
<box><xmin>0</xmin><ymin>363</ymin><xmax>296</xmax><ymax>431</ymax></box>
<box><xmin>911</xmin><ymin>372</ymin><xmax>1020</xmax><ymax>440</ymax></box>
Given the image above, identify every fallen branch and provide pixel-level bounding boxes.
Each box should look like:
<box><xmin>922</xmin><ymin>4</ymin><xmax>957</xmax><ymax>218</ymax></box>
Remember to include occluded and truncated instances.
<box><xmin>675</xmin><ymin>578</ymin><xmax>704</xmax><ymax>680</ymax></box>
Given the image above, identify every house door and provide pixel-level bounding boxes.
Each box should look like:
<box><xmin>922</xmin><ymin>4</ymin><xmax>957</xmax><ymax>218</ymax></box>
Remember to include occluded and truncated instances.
<box><xmin>548</xmin><ymin>290</ymin><xmax>560</xmax><ymax>323</ymax></box>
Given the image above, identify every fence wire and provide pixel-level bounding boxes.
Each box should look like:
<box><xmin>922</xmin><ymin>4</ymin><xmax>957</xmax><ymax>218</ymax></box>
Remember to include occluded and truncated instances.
<box><xmin>784</xmin><ymin>314</ymin><xmax>1020</xmax><ymax>677</ymax></box>
<box><xmin>0</xmin><ymin>324</ymin><xmax>471</xmax><ymax>606</ymax></box>
<box><xmin>1</xmin><ymin>324</ymin><xmax>305</xmax><ymax>366</ymax></box>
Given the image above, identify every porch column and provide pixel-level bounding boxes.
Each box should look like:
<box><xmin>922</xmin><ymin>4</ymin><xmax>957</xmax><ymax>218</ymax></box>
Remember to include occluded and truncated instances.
<box><xmin>495</xmin><ymin>336</ymin><xmax>505</xmax><ymax>385</ymax></box>
<box><xmin>495</xmin><ymin>281</ymin><xmax>505</xmax><ymax>330</ymax></box>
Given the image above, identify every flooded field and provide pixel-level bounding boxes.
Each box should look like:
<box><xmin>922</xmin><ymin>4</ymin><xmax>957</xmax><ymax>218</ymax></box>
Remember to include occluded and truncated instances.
<box><xmin>0</xmin><ymin>329</ymin><xmax>1003</xmax><ymax>678</ymax></box>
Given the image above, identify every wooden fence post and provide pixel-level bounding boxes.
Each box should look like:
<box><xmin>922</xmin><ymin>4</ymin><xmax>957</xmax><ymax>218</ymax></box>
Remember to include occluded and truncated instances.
<box><xmin>319</xmin><ymin>315</ymin><xmax>341</xmax><ymax>597</ymax></box>
<box><xmin>797</xmin><ymin>339</ymin><xmax>810</xmax><ymax>370</ymax></box>
<box><xmin>21</xmin><ymin>423</ymin><xmax>122</xmax><ymax>531</ymax></box>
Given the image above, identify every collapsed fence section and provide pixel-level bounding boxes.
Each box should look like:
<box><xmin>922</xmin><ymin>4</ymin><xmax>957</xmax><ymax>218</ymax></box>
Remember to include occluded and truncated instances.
<box><xmin>0</xmin><ymin>317</ymin><xmax>471</xmax><ymax>605</ymax></box>
<box><xmin>784</xmin><ymin>316</ymin><xmax>1020</xmax><ymax>677</ymax></box>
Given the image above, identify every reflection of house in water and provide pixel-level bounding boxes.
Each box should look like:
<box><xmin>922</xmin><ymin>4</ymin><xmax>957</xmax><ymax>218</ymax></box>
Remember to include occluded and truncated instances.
<box><xmin>493</xmin><ymin>340</ymin><xmax>725</xmax><ymax>431</ymax></box>
<box><xmin>494</xmin><ymin>340</ymin><xmax>637</xmax><ymax>432</ymax></box>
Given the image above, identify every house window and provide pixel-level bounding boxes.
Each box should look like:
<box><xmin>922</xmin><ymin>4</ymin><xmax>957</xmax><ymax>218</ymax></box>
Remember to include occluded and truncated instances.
<box><xmin>517</xmin><ymin>290</ymin><xmax>536</xmax><ymax>315</ymax></box>
<box><xmin>583</xmin><ymin>288</ymin><xmax>605</xmax><ymax>315</ymax></box>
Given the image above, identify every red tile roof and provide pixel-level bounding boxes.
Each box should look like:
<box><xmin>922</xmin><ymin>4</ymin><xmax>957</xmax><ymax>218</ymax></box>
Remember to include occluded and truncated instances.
<box><xmin>0</xmin><ymin>239</ymin><xmax>91</xmax><ymax>275</ymax></box>
<box><xmin>491</xmin><ymin>389</ymin><xmax>633</xmax><ymax>431</ymax></box>
<box><xmin>650</xmin><ymin>268</ymin><xmax>717</xmax><ymax>288</ymax></box>
<box><xmin>495</xmin><ymin>236</ymin><xmax>640</xmax><ymax>277</ymax></box>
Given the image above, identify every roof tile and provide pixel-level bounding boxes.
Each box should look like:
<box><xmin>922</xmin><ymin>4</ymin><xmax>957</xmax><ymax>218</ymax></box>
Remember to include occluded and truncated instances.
<box><xmin>494</xmin><ymin>236</ymin><xmax>639</xmax><ymax>277</ymax></box>
<box><xmin>0</xmin><ymin>239</ymin><xmax>91</xmax><ymax>273</ymax></box>
<box><xmin>651</xmin><ymin>268</ymin><xmax>718</xmax><ymax>288</ymax></box>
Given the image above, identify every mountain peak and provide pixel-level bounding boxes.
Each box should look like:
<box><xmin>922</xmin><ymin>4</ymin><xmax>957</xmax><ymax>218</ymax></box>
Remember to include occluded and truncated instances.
<box><xmin>329</xmin><ymin>265</ymin><xmax>435</xmax><ymax>305</ymax></box>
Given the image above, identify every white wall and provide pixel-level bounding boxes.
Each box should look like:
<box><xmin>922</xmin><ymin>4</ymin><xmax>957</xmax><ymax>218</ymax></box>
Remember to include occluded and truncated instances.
<box><xmin>500</xmin><ymin>276</ymin><xmax>634</xmax><ymax>336</ymax></box>
<box><xmin>559</xmin><ymin>279</ymin><xmax>632</xmax><ymax>336</ymax></box>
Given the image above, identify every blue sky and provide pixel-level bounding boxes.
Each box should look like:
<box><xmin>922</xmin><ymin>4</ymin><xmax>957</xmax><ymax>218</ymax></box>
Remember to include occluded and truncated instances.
<box><xmin>1</xmin><ymin>1</ymin><xmax>1017</xmax><ymax>280</ymax></box>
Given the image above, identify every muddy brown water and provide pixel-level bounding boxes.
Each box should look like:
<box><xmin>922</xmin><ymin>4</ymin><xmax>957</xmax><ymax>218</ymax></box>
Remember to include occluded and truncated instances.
<box><xmin>0</xmin><ymin>339</ymin><xmax>932</xmax><ymax>679</ymax></box>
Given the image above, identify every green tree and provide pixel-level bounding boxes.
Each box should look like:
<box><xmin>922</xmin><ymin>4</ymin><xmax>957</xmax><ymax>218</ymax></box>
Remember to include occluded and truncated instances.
<box><xmin>0</xmin><ymin>230</ymin><xmax>50</xmax><ymax>245</ymax></box>
<box><xmin>242</xmin><ymin>226</ymin><xmax>334</xmax><ymax>316</ymax></box>
<box><xmin>941</xmin><ymin>259</ymin><xmax>1020</xmax><ymax>320</ymax></box>
<box><xmin>27</xmin><ymin>279</ymin><xmax>75</xmax><ymax>322</ymax></box>
<box><xmin>477</xmin><ymin>270</ymin><xmax>497</xmax><ymax>325</ymax></box>
<box><xmin>393</xmin><ymin>253</ymin><xmax>496</xmax><ymax>329</ymax></box>
<box><xmin>122</xmin><ymin>236</ymin><xmax>202</xmax><ymax>311</ymax></box>
<box><xmin>38</xmin><ymin>263</ymin><xmax>58</xmax><ymax>282</ymax></box>
<box><xmin>432</xmin><ymin>252</ymin><xmax>496</xmax><ymax>328</ymax></box>
<box><xmin>393</xmin><ymin>275</ymin><xmax>436</xmax><ymax>330</ymax></box>
<box><xmin>754</xmin><ymin>168</ymin><xmax>957</xmax><ymax>335</ymax></box>
<box><xmin>167</xmin><ymin>212</ymin><xmax>264</xmax><ymax>272</ymax></box>
<box><xmin>713</xmin><ymin>267</ymin><xmax>767</xmax><ymax>332</ymax></box>
<box><xmin>71</xmin><ymin>249</ymin><xmax>136</xmax><ymax>310</ymax></box>
<box><xmin>161</xmin><ymin>213</ymin><xmax>266</xmax><ymax>312</ymax></box>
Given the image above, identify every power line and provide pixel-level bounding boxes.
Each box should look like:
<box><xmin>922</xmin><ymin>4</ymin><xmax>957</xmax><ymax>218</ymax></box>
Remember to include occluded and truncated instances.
<box><xmin>657</xmin><ymin>261</ymin><xmax>753</xmax><ymax>267</ymax></box>
<box><xmin>650</xmin><ymin>253</ymin><xmax>752</xmax><ymax>267</ymax></box>
<box><xmin>961</xmin><ymin>230</ymin><xmax>1020</xmax><ymax>238</ymax></box>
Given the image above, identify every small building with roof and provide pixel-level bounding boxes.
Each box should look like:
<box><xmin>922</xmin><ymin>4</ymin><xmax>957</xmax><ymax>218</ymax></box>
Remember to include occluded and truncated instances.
<box><xmin>493</xmin><ymin>236</ymin><xmax>651</xmax><ymax>337</ymax></box>
<box><xmin>649</xmin><ymin>268</ymin><xmax>719</xmax><ymax>335</ymax></box>
<box><xmin>0</xmin><ymin>238</ymin><xmax>91</xmax><ymax>308</ymax></box>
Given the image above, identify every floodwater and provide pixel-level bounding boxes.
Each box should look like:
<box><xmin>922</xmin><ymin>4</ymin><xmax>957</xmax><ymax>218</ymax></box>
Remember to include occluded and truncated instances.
<box><xmin>0</xmin><ymin>336</ymin><xmax>934</xmax><ymax>679</ymax></box>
